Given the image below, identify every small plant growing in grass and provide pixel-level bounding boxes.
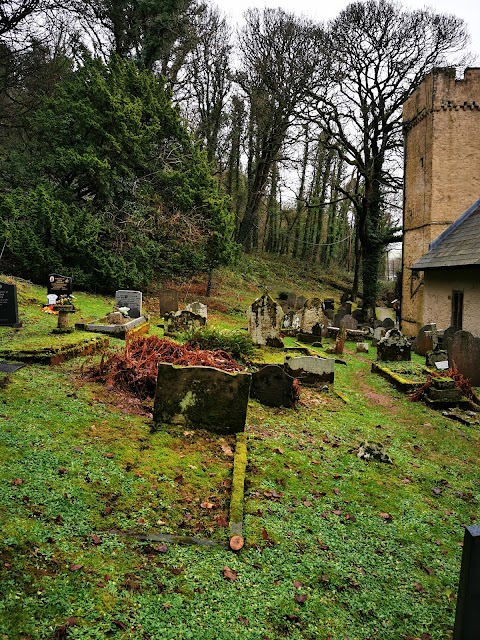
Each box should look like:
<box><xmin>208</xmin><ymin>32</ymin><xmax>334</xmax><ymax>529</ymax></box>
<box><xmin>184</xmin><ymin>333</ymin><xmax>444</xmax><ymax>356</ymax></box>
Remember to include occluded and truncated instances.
<box><xmin>184</xmin><ymin>326</ymin><xmax>254</xmax><ymax>360</ymax></box>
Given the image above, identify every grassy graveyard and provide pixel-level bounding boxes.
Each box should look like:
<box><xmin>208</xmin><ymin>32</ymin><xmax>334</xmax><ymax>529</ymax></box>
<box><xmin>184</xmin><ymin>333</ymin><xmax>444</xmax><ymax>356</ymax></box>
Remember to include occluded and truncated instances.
<box><xmin>1</xmin><ymin>260</ymin><xmax>480</xmax><ymax>639</ymax></box>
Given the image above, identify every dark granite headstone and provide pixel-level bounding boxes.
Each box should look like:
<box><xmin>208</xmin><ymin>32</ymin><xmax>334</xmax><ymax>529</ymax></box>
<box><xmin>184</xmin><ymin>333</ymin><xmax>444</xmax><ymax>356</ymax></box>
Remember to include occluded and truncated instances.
<box><xmin>0</xmin><ymin>282</ymin><xmax>21</xmax><ymax>327</ymax></box>
<box><xmin>250</xmin><ymin>365</ymin><xmax>296</xmax><ymax>408</ymax></box>
<box><xmin>159</xmin><ymin>290</ymin><xmax>178</xmax><ymax>316</ymax></box>
<box><xmin>0</xmin><ymin>361</ymin><xmax>25</xmax><ymax>373</ymax></box>
<box><xmin>441</xmin><ymin>326</ymin><xmax>458</xmax><ymax>349</ymax></box>
<box><xmin>382</xmin><ymin>317</ymin><xmax>395</xmax><ymax>329</ymax></box>
<box><xmin>453</xmin><ymin>526</ymin><xmax>480</xmax><ymax>639</ymax></box>
<box><xmin>340</xmin><ymin>292</ymin><xmax>350</xmax><ymax>306</ymax></box>
<box><xmin>324</xmin><ymin>309</ymin><xmax>334</xmax><ymax>321</ymax></box>
<box><xmin>345</xmin><ymin>301</ymin><xmax>353</xmax><ymax>314</ymax></box>
<box><xmin>448</xmin><ymin>330</ymin><xmax>480</xmax><ymax>386</ymax></box>
<box><xmin>48</xmin><ymin>273</ymin><xmax>73</xmax><ymax>297</ymax></box>
<box><xmin>323</xmin><ymin>298</ymin><xmax>335</xmax><ymax>311</ymax></box>
<box><xmin>334</xmin><ymin>307</ymin><xmax>347</xmax><ymax>327</ymax></box>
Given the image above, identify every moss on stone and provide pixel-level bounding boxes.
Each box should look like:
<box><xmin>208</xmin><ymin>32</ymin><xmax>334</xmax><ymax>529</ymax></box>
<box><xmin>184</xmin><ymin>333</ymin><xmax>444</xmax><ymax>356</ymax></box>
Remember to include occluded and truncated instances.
<box><xmin>229</xmin><ymin>432</ymin><xmax>248</xmax><ymax>529</ymax></box>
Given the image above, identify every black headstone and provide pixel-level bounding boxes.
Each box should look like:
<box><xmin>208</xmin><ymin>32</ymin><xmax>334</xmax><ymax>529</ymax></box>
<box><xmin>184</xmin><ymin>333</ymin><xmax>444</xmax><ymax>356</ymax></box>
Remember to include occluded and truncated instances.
<box><xmin>323</xmin><ymin>298</ymin><xmax>335</xmax><ymax>311</ymax></box>
<box><xmin>0</xmin><ymin>282</ymin><xmax>21</xmax><ymax>327</ymax></box>
<box><xmin>453</xmin><ymin>526</ymin><xmax>480</xmax><ymax>639</ymax></box>
<box><xmin>48</xmin><ymin>273</ymin><xmax>73</xmax><ymax>297</ymax></box>
<box><xmin>250</xmin><ymin>365</ymin><xmax>296</xmax><ymax>408</ymax></box>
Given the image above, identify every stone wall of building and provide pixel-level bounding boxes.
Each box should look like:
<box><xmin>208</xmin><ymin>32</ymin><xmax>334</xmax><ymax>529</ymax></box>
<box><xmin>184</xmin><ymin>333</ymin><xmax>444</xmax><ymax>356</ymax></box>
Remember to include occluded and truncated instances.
<box><xmin>422</xmin><ymin>269</ymin><xmax>480</xmax><ymax>336</ymax></box>
<box><xmin>401</xmin><ymin>67</ymin><xmax>480</xmax><ymax>336</ymax></box>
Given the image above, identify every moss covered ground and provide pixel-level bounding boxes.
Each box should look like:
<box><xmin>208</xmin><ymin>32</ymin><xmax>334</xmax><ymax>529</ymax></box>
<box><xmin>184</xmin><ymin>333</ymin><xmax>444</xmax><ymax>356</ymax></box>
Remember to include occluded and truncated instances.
<box><xmin>0</xmin><ymin>263</ymin><xmax>479</xmax><ymax>639</ymax></box>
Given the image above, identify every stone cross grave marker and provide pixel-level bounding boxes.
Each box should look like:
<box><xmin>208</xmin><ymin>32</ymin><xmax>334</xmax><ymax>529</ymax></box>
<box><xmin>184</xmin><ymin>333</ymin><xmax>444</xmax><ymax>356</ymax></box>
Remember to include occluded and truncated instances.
<box><xmin>0</xmin><ymin>282</ymin><xmax>21</xmax><ymax>327</ymax></box>
<box><xmin>115</xmin><ymin>290</ymin><xmax>142</xmax><ymax>319</ymax></box>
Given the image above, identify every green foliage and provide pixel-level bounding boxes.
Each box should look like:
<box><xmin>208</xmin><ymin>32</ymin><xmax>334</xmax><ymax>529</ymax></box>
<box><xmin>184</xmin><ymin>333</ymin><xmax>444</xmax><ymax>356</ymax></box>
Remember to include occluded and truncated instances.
<box><xmin>0</xmin><ymin>55</ymin><xmax>235</xmax><ymax>291</ymax></box>
<box><xmin>184</xmin><ymin>325</ymin><xmax>254</xmax><ymax>359</ymax></box>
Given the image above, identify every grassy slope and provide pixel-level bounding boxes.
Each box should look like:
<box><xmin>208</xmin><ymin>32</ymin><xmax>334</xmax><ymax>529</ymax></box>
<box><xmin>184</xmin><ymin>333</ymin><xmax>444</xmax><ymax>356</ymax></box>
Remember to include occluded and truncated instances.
<box><xmin>0</xmin><ymin>259</ymin><xmax>479</xmax><ymax>640</ymax></box>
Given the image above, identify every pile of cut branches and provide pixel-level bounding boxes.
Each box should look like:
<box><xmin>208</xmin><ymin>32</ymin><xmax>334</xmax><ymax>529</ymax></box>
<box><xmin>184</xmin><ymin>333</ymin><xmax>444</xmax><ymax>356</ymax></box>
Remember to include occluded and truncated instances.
<box><xmin>409</xmin><ymin>364</ymin><xmax>473</xmax><ymax>402</ymax></box>
<box><xmin>87</xmin><ymin>335</ymin><xmax>244</xmax><ymax>399</ymax></box>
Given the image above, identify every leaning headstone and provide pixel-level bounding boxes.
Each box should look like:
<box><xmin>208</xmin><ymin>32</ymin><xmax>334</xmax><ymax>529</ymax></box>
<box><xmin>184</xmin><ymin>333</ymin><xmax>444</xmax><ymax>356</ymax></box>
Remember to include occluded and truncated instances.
<box><xmin>416</xmin><ymin>323</ymin><xmax>438</xmax><ymax>356</ymax></box>
<box><xmin>295</xmin><ymin>295</ymin><xmax>306</xmax><ymax>310</ymax></box>
<box><xmin>164</xmin><ymin>310</ymin><xmax>206</xmax><ymax>335</ymax></box>
<box><xmin>377</xmin><ymin>331</ymin><xmax>411</xmax><ymax>361</ymax></box>
<box><xmin>186</xmin><ymin>301</ymin><xmax>208</xmax><ymax>320</ymax></box>
<box><xmin>246</xmin><ymin>293</ymin><xmax>284</xmax><ymax>346</ymax></box>
<box><xmin>382</xmin><ymin>317</ymin><xmax>395</xmax><ymax>330</ymax></box>
<box><xmin>284</xmin><ymin>355</ymin><xmax>334</xmax><ymax>386</ymax></box>
<box><xmin>453</xmin><ymin>525</ymin><xmax>480</xmax><ymax>639</ymax></box>
<box><xmin>342</xmin><ymin>314</ymin><xmax>358</xmax><ymax>331</ymax></box>
<box><xmin>250</xmin><ymin>365</ymin><xmax>296</xmax><ymax>408</ymax></box>
<box><xmin>115</xmin><ymin>290</ymin><xmax>142</xmax><ymax>319</ymax></box>
<box><xmin>357</xmin><ymin>342</ymin><xmax>369</xmax><ymax>353</ymax></box>
<box><xmin>448</xmin><ymin>330</ymin><xmax>480</xmax><ymax>386</ymax></box>
<box><xmin>324</xmin><ymin>308</ymin><xmax>334</xmax><ymax>321</ymax></box>
<box><xmin>48</xmin><ymin>273</ymin><xmax>73</xmax><ymax>297</ymax></box>
<box><xmin>153</xmin><ymin>363</ymin><xmax>251</xmax><ymax>434</ymax></box>
<box><xmin>159</xmin><ymin>290</ymin><xmax>178</xmax><ymax>316</ymax></box>
<box><xmin>0</xmin><ymin>282</ymin><xmax>21</xmax><ymax>328</ymax></box>
<box><xmin>299</xmin><ymin>298</ymin><xmax>323</xmax><ymax>334</ymax></box>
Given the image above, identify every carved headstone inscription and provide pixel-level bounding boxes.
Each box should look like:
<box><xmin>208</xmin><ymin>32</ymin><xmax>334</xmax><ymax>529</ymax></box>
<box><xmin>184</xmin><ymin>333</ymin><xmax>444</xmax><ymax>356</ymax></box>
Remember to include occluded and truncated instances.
<box><xmin>115</xmin><ymin>290</ymin><xmax>142</xmax><ymax>318</ymax></box>
<box><xmin>0</xmin><ymin>282</ymin><xmax>21</xmax><ymax>327</ymax></box>
<box><xmin>48</xmin><ymin>273</ymin><xmax>73</xmax><ymax>297</ymax></box>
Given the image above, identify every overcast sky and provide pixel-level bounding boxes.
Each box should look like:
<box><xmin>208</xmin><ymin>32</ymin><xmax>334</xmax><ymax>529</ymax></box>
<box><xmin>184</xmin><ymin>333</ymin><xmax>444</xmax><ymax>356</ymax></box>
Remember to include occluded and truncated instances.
<box><xmin>217</xmin><ymin>0</ymin><xmax>480</xmax><ymax>62</ymax></box>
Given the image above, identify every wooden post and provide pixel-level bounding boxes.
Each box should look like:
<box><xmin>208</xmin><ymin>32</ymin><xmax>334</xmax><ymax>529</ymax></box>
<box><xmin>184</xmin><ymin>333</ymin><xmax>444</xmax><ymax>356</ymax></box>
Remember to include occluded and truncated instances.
<box><xmin>453</xmin><ymin>526</ymin><xmax>480</xmax><ymax>639</ymax></box>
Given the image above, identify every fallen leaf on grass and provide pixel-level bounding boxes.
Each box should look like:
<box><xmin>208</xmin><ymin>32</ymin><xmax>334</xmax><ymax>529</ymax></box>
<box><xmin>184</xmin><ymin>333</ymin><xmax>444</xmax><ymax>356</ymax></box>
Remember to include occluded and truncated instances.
<box><xmin>155</xmin><ymin>544</ymin><xmax>168</xmax><ymax>553</ymax></box>
<box><xmin>273</xmin><ymin>447</ymin><xmax>284</xmax><ymax>454</ymax></box>
<box><xmin>104</xmin><ymin>453</ymin><xmax>114</xmax><ymax>459</ymax></box>
<box><xmin>415</xmin><ymin>582</ymin><xmax>425</xmax><ymax>593</ymax></box>
<box><xmin>69</xmin><ymin>564</ymin><xmax>83</xmax><ymax>572</ymax></box>
<box><xmin>294</xmin><ymin>594</ymin><xmax>308</xmax><ymax>603</ymax></box>
<box><xmin>223</xmin><ymin>566</ymin><xmax>237</xmax><ymax>581</ymax></box>
<box><xmin>215</xmin><ymin>515</ymin><xmax>229</xmax><ymax>527</ymax></box>
<box><xmin>293</xmin><ymin>580</ymin><xmax>303</xmax><ymax>588</ymax></box>
<box><xmin>200</xmin><ymin>501</ymin><xmax>215</xmax><ymax>509</ymax></box>
<box><xmin>238</xmin><ymin>617</ymin><xmax>249</xmax><ymax>626</ymax></box>
<box><xmin>113</xmin><ymin>621</ymin><xmax>127</xmax><ymax>630</ymax></box>
<box><xmin>221</xmin><ymin>444</ymin><xmax>233</xmax><ymax>457</ymax></box>
<box><xmin>379</xmin><ymin>512</ymin><xmax>393</xmax><ymax>521</ymax></box>
<box><xmin>88</xmin><ymin>534</ymin><xmax>102</xmax><ymax>545</ymax></box>
<box><xmin>432</xmin><ymin>487</ymin><xmax>442</xmax><ymax>496</ymax></box>
<box><xmin>317</xmin><ymin>540</ymin><xmax>330</xmax><ymax>550</ymax></box>
<box><xmin>12</xmin><ymin>478</ymin><xmax>23</xmax><ymax>485</ymax></box>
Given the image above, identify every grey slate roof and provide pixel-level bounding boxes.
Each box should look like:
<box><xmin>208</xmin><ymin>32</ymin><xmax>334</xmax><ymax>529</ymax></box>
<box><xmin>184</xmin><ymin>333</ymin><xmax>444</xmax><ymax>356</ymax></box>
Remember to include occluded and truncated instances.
<box><xmin>412</xmin><ymin>198</ymin><xmax>480</xmax><ymax>270</ymax></box>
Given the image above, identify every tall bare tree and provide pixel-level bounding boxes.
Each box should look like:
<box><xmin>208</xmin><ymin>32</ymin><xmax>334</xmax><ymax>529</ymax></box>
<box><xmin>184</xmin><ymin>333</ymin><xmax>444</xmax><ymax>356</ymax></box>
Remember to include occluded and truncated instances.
<box><xmin>314</xmin><ymin>0</ymin><xmax>469</xmax><ymax>313</ymax></box>
<box><xmin>234</xmin><ymin>8</ymin><xmax>326</xmax><ymax>249</ymax></box>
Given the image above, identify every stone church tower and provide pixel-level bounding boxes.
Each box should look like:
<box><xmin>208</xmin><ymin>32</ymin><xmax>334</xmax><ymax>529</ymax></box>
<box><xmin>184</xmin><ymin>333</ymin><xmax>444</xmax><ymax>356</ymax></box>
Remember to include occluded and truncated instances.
<box><xmin>401</xmin><ymin>67</ymin><xmax>480</xmax><ymax>336</ymax></box>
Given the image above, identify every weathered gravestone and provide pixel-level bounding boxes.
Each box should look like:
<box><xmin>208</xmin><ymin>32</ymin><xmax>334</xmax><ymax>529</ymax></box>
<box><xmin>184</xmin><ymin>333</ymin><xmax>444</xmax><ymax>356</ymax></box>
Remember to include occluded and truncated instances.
<box><xmin>373</xmin><ymin>326</ymin><xmax>386</xmax><ymax>346</ymax></box>
<box><xmin>426</xmin><ymin>349</ymin><xmax>448</xmax><ymax>368</ymax></box>
<box><xmin>352</xmin><ymin>308</ymin><xmax>366</xmax><ymax>324</ymax></box>
<box><xmin>299</xmin><ymin>298</ymin><xmax>323</xmax><ymax>334</ymax></box>
<box><xmin>186</xmin><ymin>301</ymin><xmax>208</xmax><ymax>320</ymax></box>
<box><xmin>447</xmin><ymin>330</ymin><xmax>480</xmax><ymax>386</ymax></box>
<box><xmin>382</xmin><ymin>317</ymin><xmax>395</xmax><ymax>330</ymax></box>
<box><xmin>324</xmin><ymin>308</ymin><xmax>334</xmax><ymax>321</ymax></box>
<box><xmin>115</xmin><ymin>290</ymin><xmax>142</xmax><ymax>318</ymax></box>
<box><xmin>246</xmin><ymin>293</ymin><xmax>284</xmax><ymax>346</ymax></box>
<box><xmin>342</xmin><ymin>314</ymin><xmax>358</xmax><ymax>331</ymax></box>
<box><xmin>250</xmin><ymin>365</ymin><xmax>296</xmax><ymax>408</ymax></box>
<box><xmin>153</xmin><ymin>363</ymin><xmax>251</xmax><ymax>434</ymax></box>
<box><xmin>416</xmin><ymin>323</ymin><xmax>438</xmax><ymax>356</ymax></box>
<box><xmin>0</xmin><ymin>282</ymin><xmax>21</xmax><ymax>327</ymax></box>
<box><xmin>345</xmin><ymin>301</ymin><xmax>353</xmax><ymax>314</ymax></box>
<box><xmin>440</xmin><ymin>325</ymin><xmax>458</xmax><ymax>349</ymax></box>
<box><xmin>334</xmin><ymin>307</ymin><xmax>347</xmax><ymax>327</ymax></box>
<box><xmin>295</xmin><ymin>295</ymin><xmax>306</xmax><ymax>310</ymax></box>
<box><xmin>377</xmin><ymin>330</ymin><xmax>411</xmax><ymax>362</ymax></box>
<box><xmin>48</xmin><ymin>273</ymin><xmax>73</xmax><ymax>297</ymax></box>
<box><xmin>286</xmin><ymin>292</ymin><xmax>297</xmax><ymax>309</ymax></box>
<box><xmin>284</xmin><ymin>355</ymin><xmax>334</xmax><ymax>386</ymax></box>
<box><xmin>159</xmin><ymin>290</ymin><xmax>178</xmax><ymax>316</ymax></box>
<box><xmin>164</xmin><ymin>310</ymin><xmax>206</xmax><ymax>335</ymax></box>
